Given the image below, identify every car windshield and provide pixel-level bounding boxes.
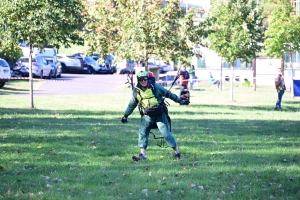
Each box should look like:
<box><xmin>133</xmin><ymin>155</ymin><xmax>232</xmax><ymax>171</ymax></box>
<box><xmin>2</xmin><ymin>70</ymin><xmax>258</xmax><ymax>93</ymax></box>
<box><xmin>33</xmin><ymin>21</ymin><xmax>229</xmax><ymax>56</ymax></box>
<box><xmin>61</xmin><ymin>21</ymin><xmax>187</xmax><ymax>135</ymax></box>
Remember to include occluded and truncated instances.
<box><xmin>84</xmin><ymin>56</ymin><xmax>96</xmax><ymax>63</ymax></box>
<box><xmin>0</xmin><ymin>59</ymin><xmax>9</xmax><ymax>67</ymax></box>
<box><xmin>44</xmin><ymin>57</ymin><xmax>53</xmax><ymax>64</ymax></box>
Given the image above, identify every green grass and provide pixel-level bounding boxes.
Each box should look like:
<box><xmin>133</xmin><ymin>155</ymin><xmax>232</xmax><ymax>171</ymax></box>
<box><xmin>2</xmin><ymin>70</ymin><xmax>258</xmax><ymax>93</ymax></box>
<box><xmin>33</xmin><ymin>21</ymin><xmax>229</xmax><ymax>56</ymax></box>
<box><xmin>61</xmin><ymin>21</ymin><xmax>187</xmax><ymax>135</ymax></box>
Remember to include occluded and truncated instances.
<box><xmin>0</xmin><ymin>80</ymin><xmax>43</xmax><ymax>95</ymax></box>
<box><xmin>1</xmin><ymin>81</ymin><xmax>300</xmax><ymax>199</ymax></box>
<box><xmin>57</xmin><ymin>44</ymin><xmax>88</xmax><ymax>55</ymax></box>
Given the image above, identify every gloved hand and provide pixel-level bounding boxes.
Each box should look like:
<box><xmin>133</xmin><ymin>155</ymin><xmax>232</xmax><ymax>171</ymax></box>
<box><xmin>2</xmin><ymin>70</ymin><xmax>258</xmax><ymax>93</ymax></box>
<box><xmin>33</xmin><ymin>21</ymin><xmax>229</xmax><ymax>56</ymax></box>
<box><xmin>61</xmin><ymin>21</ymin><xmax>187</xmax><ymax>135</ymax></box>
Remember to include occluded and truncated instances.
<box><xmin>179</xmin><ymin>98</ymin><xmax>190</xmax><ymax>105</ymax></box>
<box><xmin>121</xmin><ymin>116</ymin><xmax>128</xmax><ymax>123</ymax></box>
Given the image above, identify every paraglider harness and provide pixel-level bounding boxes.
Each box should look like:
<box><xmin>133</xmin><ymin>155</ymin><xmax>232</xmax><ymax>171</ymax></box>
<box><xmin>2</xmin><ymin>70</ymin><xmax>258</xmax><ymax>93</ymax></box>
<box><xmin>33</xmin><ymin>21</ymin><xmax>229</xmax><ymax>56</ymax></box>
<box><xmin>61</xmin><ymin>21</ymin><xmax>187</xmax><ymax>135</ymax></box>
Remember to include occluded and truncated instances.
<box><xmin>125</xmin><ymin>71</ymin><xmax>181</xmax><ymax>148</ymax></box>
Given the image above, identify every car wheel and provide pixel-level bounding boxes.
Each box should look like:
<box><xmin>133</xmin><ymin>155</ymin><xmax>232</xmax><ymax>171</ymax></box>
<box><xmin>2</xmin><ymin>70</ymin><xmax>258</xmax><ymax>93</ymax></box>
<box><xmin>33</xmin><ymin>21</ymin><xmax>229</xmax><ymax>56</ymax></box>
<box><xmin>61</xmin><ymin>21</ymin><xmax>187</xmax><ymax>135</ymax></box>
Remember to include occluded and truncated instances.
<box><xmin>53</xmin><ymin>69</ymin><xmax>57</xmax><ymax>78</ymax></box>
<box><xmin>61</xmin><ymin>64</ymin><xmax>67</xmax><ymax>73</ymax></box>
<box><xmin>39</xmin><ymin>71</ymin><xmax>43</xmax><ymax>79</ymax></box>
<box><xmin>87</xmin><ymin>66</ymin><xmax>94</xmax><ymax>74</ymax></box>
<box><xmin>48</xmin><ymin>70</ymin><xmax>53</xmax><ymax>79</ymax></box>
<box><xmin>57</xmin><ymin>71</ymin><xmax>61</xmax><ymax>78</ymax></box>
<box><xmin>0</xmin><ymin>82</ymin><xmax>5</xmax><ymax>88</ymax></box>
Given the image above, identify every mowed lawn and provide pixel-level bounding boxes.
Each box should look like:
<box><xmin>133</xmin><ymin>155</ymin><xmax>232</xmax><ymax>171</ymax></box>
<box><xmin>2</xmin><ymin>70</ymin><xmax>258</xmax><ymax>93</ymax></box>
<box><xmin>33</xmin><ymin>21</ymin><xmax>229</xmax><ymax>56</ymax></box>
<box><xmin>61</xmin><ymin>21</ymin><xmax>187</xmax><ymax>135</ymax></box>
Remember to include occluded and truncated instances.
<box><xmin>0</xmin><ymin>80</ymin><xmax>300</xmax><ymax>200</ymax></box>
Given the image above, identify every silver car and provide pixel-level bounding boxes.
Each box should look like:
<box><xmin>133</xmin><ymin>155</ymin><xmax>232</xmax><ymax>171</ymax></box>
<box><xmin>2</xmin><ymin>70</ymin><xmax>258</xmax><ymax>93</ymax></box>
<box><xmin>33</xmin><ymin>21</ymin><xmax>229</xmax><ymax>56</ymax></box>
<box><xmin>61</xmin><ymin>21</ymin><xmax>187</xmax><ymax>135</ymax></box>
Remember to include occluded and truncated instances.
<box><xmin>43</xmin><ymin>56</ymin><xmax>62</xmax><ymax>78</ymax></box>
<box><xmin>32</xmin><ymin>56</ymin><xmax>54</xmax><ymax>79</ymax></box>
<box><xmin>0</xmin><ymin>58</ymin><xmax>11</xmax><ymax>88</ymax></box>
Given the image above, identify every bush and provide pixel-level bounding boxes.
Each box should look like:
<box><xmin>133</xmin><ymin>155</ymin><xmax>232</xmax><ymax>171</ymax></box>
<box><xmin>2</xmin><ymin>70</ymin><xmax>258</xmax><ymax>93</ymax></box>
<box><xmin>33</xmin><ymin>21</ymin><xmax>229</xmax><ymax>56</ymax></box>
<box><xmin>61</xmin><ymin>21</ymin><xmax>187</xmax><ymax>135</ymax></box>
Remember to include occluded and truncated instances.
<box><xmin>0</xmin><ymin>41</ymin><xmax>23</xmax><ymax>66</ymax></box>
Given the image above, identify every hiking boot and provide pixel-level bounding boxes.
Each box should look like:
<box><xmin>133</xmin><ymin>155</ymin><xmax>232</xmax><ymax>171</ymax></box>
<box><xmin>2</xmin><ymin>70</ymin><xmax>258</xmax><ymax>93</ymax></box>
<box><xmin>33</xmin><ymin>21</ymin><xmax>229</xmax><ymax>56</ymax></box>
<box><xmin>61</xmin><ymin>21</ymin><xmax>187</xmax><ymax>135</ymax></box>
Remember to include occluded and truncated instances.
<box><xmin>175</xmin><ymin>153</ymin><xmax>181</xmax><ymax>160</ymax></box>
<box><xmin>132</xmin><ymin>154</ymin><xmax>146</xmax><ymax>162</ymax></box>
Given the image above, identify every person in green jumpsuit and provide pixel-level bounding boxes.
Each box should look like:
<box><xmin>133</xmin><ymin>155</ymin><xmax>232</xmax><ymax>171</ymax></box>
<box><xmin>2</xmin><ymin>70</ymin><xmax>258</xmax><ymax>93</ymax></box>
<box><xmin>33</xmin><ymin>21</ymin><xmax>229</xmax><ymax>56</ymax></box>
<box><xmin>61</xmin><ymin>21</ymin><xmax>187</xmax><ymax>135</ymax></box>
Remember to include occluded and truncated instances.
<box><xmin>121</xmin><ymin>71</ymin><xmax>189</xmax><ymax>161</ymax></box>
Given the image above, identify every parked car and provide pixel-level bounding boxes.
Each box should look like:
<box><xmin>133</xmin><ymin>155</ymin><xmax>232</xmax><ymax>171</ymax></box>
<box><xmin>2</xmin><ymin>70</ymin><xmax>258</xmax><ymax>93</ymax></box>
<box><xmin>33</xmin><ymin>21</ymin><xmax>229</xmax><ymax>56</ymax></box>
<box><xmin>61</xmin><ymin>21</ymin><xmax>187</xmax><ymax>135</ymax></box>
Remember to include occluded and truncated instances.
<box><xmin>57</xmin><ymin>54</ymin><xmax>86</xmax><ymax>74</ymax></box>
<box><xmin>95</xmin><ymin>54</ymin><xmax>116</xmax><ymax>74</ymax></box>
<box><xmin>98</xmin><ymin>63</ymin><xmax>117</xmax><ymax>74</ymax></box>
<box><xmin>72</xmin><ymin>54</ymin><xmax>115</xmax><ymax>74</ymax></box>
<box><xmin>43</xmin><ymin>56</ymin><xmax>62</xmax><ymax>78</ymax></box>
<box><xmin>159</xmin><ymin>61</ymin><xmax>173</xmax><ymax>74</ymax></box>
<box><xmin>91</xmin><ymin>53</ymin><xmax>99</xmax><ymax>61</ymax></box>
<box><xmin>11</xmin><ymin>63</ymin><xmax>28</xmax><ymax>77</ymax></box>
<box><xmin>32</xmin><ymin>56</ymin><xmax>55</xmax><ymax>79</ymax></box>
<box><xmin>116</xmin><ymin>59</ymin><xmax>136</xmax><ymax>74</ymax></box>
<box><xmin>12</xmin><ymin>58</ymin><xmax>30</xmax><ymax>77</ymax></box>
<box><xmin>0</xmin><ymin>58</ymin><xmax>11</xmax><ymax>88</ymax></box>
<box><xmin>80</xmin><ymin>56</ymin><xmax>101</xmax><ymax>74</ymax></box>
<box><xmin>21</xmin><ymin>47</ymin><xmax>58</xmax><ymax>58</ymax></box>
<box><xmin>16</xmin><ymin>57</ymin><xmax>30</xmax><ymax>77</ymax></box>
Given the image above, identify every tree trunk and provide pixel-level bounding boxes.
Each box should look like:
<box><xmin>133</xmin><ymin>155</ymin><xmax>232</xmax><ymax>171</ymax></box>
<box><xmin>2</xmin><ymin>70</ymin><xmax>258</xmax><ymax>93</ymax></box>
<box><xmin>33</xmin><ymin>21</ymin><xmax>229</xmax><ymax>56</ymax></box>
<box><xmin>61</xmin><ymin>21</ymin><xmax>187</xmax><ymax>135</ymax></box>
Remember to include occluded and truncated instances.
<box><xmin>230</xmin><ymin>64</ymin><xmax>234</xmax><ymax>101</ymax></box>
<box><xmin>220</xmin><ymin>59</ymin><xmax>222</xmax><ymax>91</ymax></box>
<box><xmin>281</xmin><ymin>56</ymin><xmax>284</xmax><ymax>76</ymax></box>
<box><xmin>144</xmin><ymin>45</ymin><xmax>148</xmax><ymax>71</ymax></box>
<box><xmin>29</xmin><ymin>43</ymin><xmax>34</xmax><ymax>108</ymax></box>
<box><xmin>252</xmin><ymin>58</ymin><xmax>256</xmax><ymax>91</ymax></box>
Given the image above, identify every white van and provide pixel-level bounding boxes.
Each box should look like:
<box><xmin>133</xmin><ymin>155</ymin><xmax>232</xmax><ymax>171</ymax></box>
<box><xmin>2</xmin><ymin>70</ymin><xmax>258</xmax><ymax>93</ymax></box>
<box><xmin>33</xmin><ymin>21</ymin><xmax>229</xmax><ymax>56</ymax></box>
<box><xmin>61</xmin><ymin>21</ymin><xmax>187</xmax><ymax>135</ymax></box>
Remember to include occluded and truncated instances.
<box><xmin>21</xmin><ymin>47</ymin><xmax>57</xmax><ymax>58</ymax></box>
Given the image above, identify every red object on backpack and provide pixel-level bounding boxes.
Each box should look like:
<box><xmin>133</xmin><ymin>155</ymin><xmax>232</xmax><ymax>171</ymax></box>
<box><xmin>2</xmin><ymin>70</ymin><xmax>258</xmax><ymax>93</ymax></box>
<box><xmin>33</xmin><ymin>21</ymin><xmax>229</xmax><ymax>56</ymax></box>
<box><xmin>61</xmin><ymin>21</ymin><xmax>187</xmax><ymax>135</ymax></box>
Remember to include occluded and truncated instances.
<box><xmin>148</xmin><ymin>71</ymin><xmax>154</xmax><ymax>78</ymax></box>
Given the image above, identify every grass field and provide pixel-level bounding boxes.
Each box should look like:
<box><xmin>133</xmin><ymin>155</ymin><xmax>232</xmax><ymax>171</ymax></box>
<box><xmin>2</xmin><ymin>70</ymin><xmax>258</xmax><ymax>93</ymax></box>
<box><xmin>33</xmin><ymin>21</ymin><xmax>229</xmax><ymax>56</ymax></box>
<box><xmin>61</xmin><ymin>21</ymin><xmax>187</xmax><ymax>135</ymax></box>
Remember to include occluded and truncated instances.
<box><xmin>0</xmin><ymin>80</ymin><xmax>300</xmax><ymax>199</ymax></box>
<box><xmin>57</xmin><ymin>44</ymin><xmax>88</xmax><ymax>55</ymax></box>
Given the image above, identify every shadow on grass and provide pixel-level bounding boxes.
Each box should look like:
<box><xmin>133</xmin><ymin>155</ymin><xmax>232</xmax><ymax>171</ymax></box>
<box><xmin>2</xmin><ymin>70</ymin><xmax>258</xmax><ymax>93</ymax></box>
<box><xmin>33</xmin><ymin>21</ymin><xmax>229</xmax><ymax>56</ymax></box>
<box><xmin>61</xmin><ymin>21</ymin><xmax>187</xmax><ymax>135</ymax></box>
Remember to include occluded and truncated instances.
<box><xmin>0</xmin><ymin>86</ymin><xmax>29</xmax><ymax>95</ymax></box>
<box><xmin>1</xmin><ymin>105</ymin><xmax>300</xmax><ymax>199</ymax></box>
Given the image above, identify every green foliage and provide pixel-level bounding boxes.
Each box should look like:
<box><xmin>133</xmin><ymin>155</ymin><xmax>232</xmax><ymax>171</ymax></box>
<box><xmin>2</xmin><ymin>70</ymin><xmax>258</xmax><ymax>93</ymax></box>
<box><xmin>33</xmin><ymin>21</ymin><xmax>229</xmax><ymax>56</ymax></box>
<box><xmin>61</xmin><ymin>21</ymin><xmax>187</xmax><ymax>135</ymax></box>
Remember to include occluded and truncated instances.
<box><xmin>0</xmin><ymin>40</ymin><xmax>23</xmax><ymax>66</ymax></box>
<box><xmin>263</xmin><ymin>1</ymin><xmax>300</xmax><ymax>58</ymax></box>
<box><xmin>202</xmin><ymin>0</ymin><xmax>264</xmax><ymax>63</ymax></box>
<box><xmin>84</xmin><ymin>0</ymin><xmax>197</xmax><ymax>67</ymax></box>
<box><xmin>0</xmin><ymin>0</ymin><xmax>85</xmax><ymax>50</ymax></box>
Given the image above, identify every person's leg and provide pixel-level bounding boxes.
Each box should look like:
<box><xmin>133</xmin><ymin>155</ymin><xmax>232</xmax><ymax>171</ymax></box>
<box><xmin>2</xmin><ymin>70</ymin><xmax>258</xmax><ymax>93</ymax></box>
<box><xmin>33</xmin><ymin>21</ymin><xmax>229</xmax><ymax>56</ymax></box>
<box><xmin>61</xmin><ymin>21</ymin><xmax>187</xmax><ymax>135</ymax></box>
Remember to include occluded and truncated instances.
<box><xmin>134</xmin><ymin>115</ymin><xmax>153</xmax><ymax>160</ymax></box>
<box><xmin>156</xmin><ymin>114</ymin><xmax>181</xmax><ymax>159</ymax></box>
<box><xmin>275</xmin><ymin>90</ymin><xmax>284</xmax><ymax>110</ymax></box>
<box><xmin>278</xmin><ymin>90</ymin><xmax>285</xmax><ymax>110</ymax></box>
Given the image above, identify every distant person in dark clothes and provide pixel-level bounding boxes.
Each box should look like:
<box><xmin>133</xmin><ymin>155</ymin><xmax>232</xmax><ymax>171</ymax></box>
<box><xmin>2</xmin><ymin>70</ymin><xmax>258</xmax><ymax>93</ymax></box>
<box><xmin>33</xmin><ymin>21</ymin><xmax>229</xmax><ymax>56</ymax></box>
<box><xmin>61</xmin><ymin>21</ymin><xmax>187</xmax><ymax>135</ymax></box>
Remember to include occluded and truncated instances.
<box><xmin>179</xmin><ymin>65</ymin><xmax>190</xmax><ymax>95</ymax></box>
<box><xmin>274</xmin><ymin>68</ymin><xmax>285</xmax><ymax>111</ymax></box>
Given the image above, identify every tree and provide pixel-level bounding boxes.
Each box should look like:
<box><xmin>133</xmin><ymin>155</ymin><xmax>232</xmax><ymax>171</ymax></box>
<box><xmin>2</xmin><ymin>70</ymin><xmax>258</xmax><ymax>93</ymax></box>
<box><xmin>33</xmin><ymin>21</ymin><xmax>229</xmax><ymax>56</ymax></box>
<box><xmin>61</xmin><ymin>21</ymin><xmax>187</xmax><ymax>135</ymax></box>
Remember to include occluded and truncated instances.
<box><xmin>84</xmin><ymin>0</ymin><xmax>198</xmax><ymax>71</ymax></box>
<box><xmin>201</xmin><ymin>0</ymin><xmax>264</xmax><ymax>100</ymax></box>
<box><xmin>0</xmin><ymin>0</ymin><xmax>84</xmax><ymax>108</ymax></box>
<box><xmin>0</xmin><ymin>40</ymin><xmax>23</xmax><ymax>66</ymax></box>
<box><xmin>263</xmin><ymin>1</ymin><xmax>300</xmax><ymax>76</ymax></box>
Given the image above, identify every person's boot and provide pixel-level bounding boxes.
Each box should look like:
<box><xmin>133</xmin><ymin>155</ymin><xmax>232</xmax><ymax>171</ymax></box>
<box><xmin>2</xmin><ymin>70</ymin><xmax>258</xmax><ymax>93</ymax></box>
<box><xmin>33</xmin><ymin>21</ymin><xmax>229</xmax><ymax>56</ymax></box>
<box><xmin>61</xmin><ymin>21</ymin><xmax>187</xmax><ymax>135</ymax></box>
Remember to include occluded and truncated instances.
<box><xmin>132</xmin><ymin>154</ymin><xmax>146</xmax><ymax>162</ymax></box>
<box><xmin>175</xmin><ymin>153</ymin><xmax>181</xmax><ymax>160</ymax></box>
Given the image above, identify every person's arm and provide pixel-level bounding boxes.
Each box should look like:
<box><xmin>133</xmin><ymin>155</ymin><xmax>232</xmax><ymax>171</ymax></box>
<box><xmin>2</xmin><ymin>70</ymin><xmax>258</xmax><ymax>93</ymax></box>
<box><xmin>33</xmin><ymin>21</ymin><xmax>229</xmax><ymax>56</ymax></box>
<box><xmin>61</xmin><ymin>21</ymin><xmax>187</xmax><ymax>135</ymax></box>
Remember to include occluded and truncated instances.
<box><xmin>275</xmin><ymin>77</ymin><xmax>282</xmax><ymax>86</ymax></box>
<box><xmin>155</xmin><ymin>84</ymin><xmax>181</xmax><ymax>103</ymax></box>
<box><xmin>124</xmin><ymin>89</ymin><xmax>138</xmax><ymax>117</ymax></box>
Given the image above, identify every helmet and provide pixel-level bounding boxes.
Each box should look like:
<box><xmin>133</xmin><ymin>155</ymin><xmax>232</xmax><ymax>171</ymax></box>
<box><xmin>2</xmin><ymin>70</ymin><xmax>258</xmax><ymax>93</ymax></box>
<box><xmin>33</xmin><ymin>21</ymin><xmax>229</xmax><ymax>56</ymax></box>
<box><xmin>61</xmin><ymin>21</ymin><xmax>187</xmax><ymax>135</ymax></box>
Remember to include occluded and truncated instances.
<box><xmin>137</xmin><ymin>71</ymin><xmax>149</xmax><ymax>81</ymax></box>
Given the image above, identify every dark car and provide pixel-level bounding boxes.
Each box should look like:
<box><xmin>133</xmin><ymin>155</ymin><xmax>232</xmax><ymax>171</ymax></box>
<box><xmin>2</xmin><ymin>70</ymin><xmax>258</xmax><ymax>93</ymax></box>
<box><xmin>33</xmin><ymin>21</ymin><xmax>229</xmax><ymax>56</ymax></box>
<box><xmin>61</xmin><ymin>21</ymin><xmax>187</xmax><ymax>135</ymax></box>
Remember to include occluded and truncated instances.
<box><xmin>116</xmin><ymin>59</ymin><xmax>136</xmax><ymax>74</ymax></box>
<box><xmin>13</xmin><ymin>57</ymin><xmax>30</xmax><ymax>77</ymax></box>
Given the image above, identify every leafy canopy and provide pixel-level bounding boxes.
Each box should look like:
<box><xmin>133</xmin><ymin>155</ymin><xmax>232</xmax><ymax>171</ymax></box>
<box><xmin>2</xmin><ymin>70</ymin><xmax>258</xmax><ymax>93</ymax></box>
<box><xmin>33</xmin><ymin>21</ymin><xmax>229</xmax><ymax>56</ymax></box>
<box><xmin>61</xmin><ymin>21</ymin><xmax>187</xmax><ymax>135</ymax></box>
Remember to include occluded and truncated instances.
<box><xmin>263</xmin><ymin>1</ymin><xmax>300</xmax><ymax>58</ymax></box>
<box><xmin>84</xmin><ymin>0</ymin><xmax>198</xmax><ymax>66</ymax></box>
<box><xmin>203</xmin><ymin>0</ymin><xmax>264</xmax><ymax>63</ymax></box>
<box><xmin>0</xmin><ymin>0</ymin><xmax>85</xmax><ymax>49</ymax></box>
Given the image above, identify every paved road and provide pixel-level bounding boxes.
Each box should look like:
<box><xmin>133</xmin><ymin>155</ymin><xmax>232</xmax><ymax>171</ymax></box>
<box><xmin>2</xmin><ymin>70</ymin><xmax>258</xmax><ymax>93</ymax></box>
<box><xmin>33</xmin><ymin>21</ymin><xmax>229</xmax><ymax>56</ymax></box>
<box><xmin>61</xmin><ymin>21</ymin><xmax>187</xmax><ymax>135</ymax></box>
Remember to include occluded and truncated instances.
<box><xmin>35</xmin><ymin>74</ymin><xmax>132</xmax><ymax>95</ymax></box>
